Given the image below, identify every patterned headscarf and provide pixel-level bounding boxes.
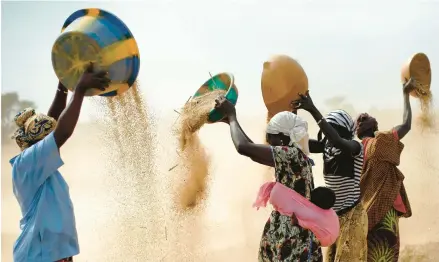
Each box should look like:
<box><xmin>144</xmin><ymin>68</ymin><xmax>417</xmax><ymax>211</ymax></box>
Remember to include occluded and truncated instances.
<box><xmin>12</xmin><ymin>108</ymin><xmax>57</xmax><ymax>151</ymax></box>
<box><xmin>318</xmin><ymin>109</ymin><xmax>355</xmax><ymax>141</ymax></box>
<box><xmin>318</xmin><ymin>110</ymin><xmax>357</xmax><ymax>179</ymax></box>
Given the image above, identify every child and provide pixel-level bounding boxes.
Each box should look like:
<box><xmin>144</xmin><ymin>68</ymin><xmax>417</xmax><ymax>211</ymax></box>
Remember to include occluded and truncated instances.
<box><xmin>311</xmin><ymin>186</ymin><xmax>336</xmax><ymax>209</ymax></box>
<box><xmin>253</xmin><ymin>182</ymin><xmax>340</xmax><ymax>247</ymax></box>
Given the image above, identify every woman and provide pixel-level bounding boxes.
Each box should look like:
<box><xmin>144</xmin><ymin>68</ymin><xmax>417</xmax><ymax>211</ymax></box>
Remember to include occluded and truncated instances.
<box><xmin>356</xmin><ymin>78</ymin><xmax>415</xmax><ymax>262</ymax></box>
<box><xmin>215</xmin><ymin>96</ymin><xmax>322</xmax><ymax>262</ymax></box>
<box><xmin>10</xmin><ymin>63</ymin><xmax>109</xmax><ymax>262</ymax></box>
<box><xmin>293</xmin><ymin>92</ymin><xmax>367</xmax><ymax>262</ymax></box>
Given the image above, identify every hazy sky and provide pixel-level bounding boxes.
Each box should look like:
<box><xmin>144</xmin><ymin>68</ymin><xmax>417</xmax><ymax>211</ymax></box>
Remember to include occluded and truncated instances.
<box><xmin>2</xmin><ymin>1</ymin><xmax>438</xmax><ymax>121</ymax></box>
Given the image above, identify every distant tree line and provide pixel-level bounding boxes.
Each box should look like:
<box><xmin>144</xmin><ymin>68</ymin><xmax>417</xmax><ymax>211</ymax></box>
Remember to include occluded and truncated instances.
<box><xmin>1</xmin><ymin>92</ymin><xmax>36</xmax><ymax>143</ymax></box>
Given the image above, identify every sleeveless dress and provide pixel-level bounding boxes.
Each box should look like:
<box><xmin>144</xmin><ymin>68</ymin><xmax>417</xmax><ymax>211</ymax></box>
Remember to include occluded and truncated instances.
<box><xmin>258</xmin><ymin>146</ymin><xmax>322</xmax><ymax>262</ymax></box>
<box><xmin>361</xmin><ymin>130</ymin><xmax>412</xmax><ymax>262</ymax></box>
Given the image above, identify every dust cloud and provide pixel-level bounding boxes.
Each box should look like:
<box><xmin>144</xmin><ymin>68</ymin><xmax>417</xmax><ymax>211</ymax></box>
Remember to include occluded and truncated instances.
<box><xmin>2</xmin><ymin>98</ymin><xmax>439</xmax><ymax>261</ymax></box>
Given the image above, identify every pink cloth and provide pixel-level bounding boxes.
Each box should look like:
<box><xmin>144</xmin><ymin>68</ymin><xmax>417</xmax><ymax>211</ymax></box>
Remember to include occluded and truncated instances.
<box><xmin>393</xmin><ymin>193</ymin><xmax>407</xmax><ymax>213</ymax></box>
<box><xmin>253</xmin><ymin>182</ymin><xmax>340</xmax><ymax>247</ymax></box>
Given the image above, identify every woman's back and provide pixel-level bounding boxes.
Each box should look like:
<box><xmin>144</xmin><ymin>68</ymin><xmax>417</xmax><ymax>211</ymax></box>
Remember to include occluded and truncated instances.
<box><xmin>272</xmin><ymin>146</ymin><xmax>313</xmax><ymax>196</ymax></box>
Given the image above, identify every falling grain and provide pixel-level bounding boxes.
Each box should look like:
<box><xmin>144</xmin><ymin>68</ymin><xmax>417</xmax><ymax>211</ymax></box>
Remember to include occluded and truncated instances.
<box><xmin>174</xmin><ymin>90</ymin><xmax>226</xmax><ymax>210</ymax></box>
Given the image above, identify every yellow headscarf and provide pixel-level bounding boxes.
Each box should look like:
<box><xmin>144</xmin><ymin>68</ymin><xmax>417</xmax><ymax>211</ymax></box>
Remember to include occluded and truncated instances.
<box><xmin>12</xmin><ymin>108</ymin><xmax>57</xmax><ymax>151</ymax></box>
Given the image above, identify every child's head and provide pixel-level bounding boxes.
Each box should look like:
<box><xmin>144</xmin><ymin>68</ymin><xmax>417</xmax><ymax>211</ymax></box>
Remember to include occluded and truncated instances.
<box><xmin>310</xmin><ymin>187</ymin><xmax>336</xmax><ymax>210</ymax></box>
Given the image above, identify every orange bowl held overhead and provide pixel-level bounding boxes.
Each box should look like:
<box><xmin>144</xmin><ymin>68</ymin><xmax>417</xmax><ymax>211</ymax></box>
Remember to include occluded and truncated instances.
<box><xmin>261</xmin><ymin>55</ymin><xmax>308</xmax><ymax>116</ymax></box>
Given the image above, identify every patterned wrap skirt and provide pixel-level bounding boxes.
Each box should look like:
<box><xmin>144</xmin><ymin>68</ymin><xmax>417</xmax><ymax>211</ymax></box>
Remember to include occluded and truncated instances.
<box><xmin>367</xmin><ymin>208</ymin><xmax>400</xmax><ymax>262</ymax></box>
<box><xmin>325</xmin><ymin>202</ymin><xmax>368</xmax><ymax>262</ymax></box>
<box><xmin>259</xmin><ymin>211</ymin><xmax>322</xmax><ymax>262</ymax></box>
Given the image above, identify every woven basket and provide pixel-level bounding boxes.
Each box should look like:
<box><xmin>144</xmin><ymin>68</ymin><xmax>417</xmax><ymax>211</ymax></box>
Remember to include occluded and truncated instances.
<box><xmin>401</xmin><ymin>53</ymin><xmax>431</xmax><ymax>98</ymax></box>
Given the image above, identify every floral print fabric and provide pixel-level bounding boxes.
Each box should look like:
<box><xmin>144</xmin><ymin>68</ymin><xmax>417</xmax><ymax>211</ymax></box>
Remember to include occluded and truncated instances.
<box><xmin>367</xmin><ymin>209</ymin><xmax>400</xmax><ymax>262</ymax></box>
<box><xmin>258</xmin><ymin>146</ymin><xmax>322</xmax><ymax>262</ymax></box>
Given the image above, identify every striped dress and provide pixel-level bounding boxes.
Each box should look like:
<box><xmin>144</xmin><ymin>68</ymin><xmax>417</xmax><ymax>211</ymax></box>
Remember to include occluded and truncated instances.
<box><xmin>319</xmin><ymin>110</ymin><xmax>368</xmax><ymax>262</ymax></box>
<box><xmin>322</xmin><ymin>142</ymin><xmax>363</xmax><ymax>212</ymax></box>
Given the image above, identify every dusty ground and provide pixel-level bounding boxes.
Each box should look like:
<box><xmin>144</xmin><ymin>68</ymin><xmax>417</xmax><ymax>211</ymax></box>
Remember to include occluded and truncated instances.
<box><xmin>2</xmin><ymin>109</ymin><xmax>439</xmax><ymax>261</ymax></box>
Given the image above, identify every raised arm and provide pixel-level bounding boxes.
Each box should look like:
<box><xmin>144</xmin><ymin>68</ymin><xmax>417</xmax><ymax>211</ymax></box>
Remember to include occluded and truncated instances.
<box><xmin>216</xmin><ymin>97</ymin><xmax>274</xmax><ymax>167</ymax></box>
<box><xmin>222</xmin><ymin>117</ymin><xmax>254</xmax><ymax>143</ymax></box>
<box><xmin>393</xmin><ymin>79</ymin><xmax>415</xmax><ymax>140</ymax></box>
<box><xmin>228</xmin><ymin>114</ymin><xmax>274</xmax><ymax>166</ymax></box>
<box><xmin>47</xmin><ymin>82</ymin><xmax>69</xmax><ymax>121</ymax></box>
<box><xmin>291</xmin><ymin>108</ymin><xmax>325</xmax><ymax>154</ymax></box>
<box><xmin>292</xmin><ymin>91</ymin><xmax>361</xmax><ymax>155</ymax></box>
<box><xmin>53</xmin><ymin>64</ymin><xmax>110</xmax><ymax>148</ymax></box>
<box><xmin>309</xmin><ymin>139</ymin><xmax>325</xmax><ymax>154</ymax></box>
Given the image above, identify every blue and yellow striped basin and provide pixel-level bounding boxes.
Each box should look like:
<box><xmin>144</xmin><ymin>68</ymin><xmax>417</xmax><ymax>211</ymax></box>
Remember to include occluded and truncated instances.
<box><xmin>193</xmin><ymin>73</ymin><xmax>238</xmax><ymax>123</ymax></box>
<box><xmin>51</xmin><ymin>8</ymin><xmax>140</xmax><ymax>97</ymax></box>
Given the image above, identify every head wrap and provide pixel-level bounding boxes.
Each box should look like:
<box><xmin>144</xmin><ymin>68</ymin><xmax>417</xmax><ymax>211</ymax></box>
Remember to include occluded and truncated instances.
<box><xmin>12</xmin><ymin>108</ymin><xmax>57</xmax><ymax>150</ymax></box>
<box><xmin>266</xmin><ymin>111</ymin><xmax>310</xmax><ymax>154</ymax></box>
<box><xmin>317</xmin><ymin>110</ymin><xmax>355</xmax><ymax>143</ymax></box>
<box><xmin>355</xmin><ymin>113</ymin><xmax>378</xmax><ymax>138</ymax></box>
<box><xmin>326</xmin><ymin>110</ymin><xmax>355</xmax><ymax>138</ymax></box>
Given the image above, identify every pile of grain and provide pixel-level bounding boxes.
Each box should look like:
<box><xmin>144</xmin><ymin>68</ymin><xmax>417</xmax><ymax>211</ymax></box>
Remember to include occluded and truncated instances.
<box><xmin>175</xmin><ymin>90</ymin><xmax>226</xmax><ymax>210</ymax></box>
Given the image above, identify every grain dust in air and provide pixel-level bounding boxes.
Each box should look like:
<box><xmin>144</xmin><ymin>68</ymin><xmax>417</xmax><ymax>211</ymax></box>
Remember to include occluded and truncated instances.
<box><xmin>174</xmin><ymin>90</ymin><xmax>226</xmax><ymax>210</ymax></box>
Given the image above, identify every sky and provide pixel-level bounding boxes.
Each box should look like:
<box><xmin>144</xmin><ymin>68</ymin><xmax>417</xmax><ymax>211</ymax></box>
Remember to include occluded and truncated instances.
<box><xmin>1</xmin><ymin>1</ymin><xmax>439</xmax><ymax>121</ymax></box>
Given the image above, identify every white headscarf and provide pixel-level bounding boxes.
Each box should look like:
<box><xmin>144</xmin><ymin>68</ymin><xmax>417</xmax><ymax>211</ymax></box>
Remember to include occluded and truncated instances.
<box><xmin>266</xmin><ymin>111</ymin><xmax>310</xmax><ymax>155</ymax></box>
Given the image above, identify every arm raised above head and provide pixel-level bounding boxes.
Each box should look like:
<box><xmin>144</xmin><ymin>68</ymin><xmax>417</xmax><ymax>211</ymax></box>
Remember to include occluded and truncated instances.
<box><xmin>393</xmin><ymin>79</ymin><xmax>415</xmax><ymax>140</ymax></box>
<box><xmin>215</xmin><ymin>96</ymin><xmax>275</xmax><ymax>167</ymax></box>
<box><xmin>309</xmin><ymin>139</ymin><xmax>324</xmax><ymax>154</ymax></box>
<box><xmin>311</xmin><ymin>110</ymin><xmax>361</xmax><ymax>155</ymax></box>
<box><xmin>47</xmin><ymin>82</ymin><xmax>68</xmax><ymax>121</ymax></box>
<box><xmin>228</xmin><ymin>114</ymin><xmax>275</xmax><ymax>167</ymax></box>
<box><xmin>53</xmin><ymin>63</ymin><xmax>110</xmax><ymax>148</ymax></box>
<box><xmin>292</xmin><ymin>91</ymin><xmax>361</xmax><ymax>155</ymax></box>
